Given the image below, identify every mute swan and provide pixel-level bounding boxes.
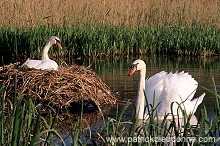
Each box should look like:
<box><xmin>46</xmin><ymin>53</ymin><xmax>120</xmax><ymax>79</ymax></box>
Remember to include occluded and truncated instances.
<box><xmin>128</xmin><ymin>59</ymin><xmax>205</xmax><ymax>119</ymax></box>
<box><xmin>21</xmin><ymin>36</ymin><xmax>62</xmax><ymax>70</ymax></box>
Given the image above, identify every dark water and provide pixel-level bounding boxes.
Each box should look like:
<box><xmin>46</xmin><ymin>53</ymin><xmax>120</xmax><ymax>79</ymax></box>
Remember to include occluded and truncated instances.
<box><xmin>63</xmin><ymin>55</ymin><xmax>220</xmax><ymax>145</ymax></box>
<box><xmin>2</xmin><ymin>55</ymin><xmax>220</xmax><ymax>118</ymax></box>
<box><xmin>2</xmin><ymin>55</ymin><xmax>219</xmax><ymax>144</ymax></box>
<box><xmin>77</xmin><ymin>55</ymin><xmax>220</xmax><ymax>119</ymax></box>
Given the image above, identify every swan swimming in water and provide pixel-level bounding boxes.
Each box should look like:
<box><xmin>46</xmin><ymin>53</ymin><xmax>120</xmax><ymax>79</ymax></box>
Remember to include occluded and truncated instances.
<box><xmin>128</xmin><ymin>59</ymin><xmax>205</xmax><ymax>119</ymax></box>
<box><xmin>21</xmin><ymin>36</ymin><xmax>62</xmax><ymax>70</ymax></box>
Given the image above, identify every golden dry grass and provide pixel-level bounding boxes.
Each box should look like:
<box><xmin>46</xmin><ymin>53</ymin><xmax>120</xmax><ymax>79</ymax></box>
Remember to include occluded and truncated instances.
<box><xmin>0</xmin><ymin>0</ymin><xmax>219</xmax><ymax>27</ymax></box>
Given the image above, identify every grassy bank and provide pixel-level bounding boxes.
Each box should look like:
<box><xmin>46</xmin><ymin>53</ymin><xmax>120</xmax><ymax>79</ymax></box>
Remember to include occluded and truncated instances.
<box><xmin>0</xmin><ymin>25</ymin><xmax>219</xmax><ymax>64</ymax></box>
<box><xmin>0</xmin><ymin>0</ymin><xmax>219</xmax><ymax>63</ymax></box>
<box><xmin>0</xmin><ymin>0</ymin><xmax>219</xmax><ymax>27</ymax></box>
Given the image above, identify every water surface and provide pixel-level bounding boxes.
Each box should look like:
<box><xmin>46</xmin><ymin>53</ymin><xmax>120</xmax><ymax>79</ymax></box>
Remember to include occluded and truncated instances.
<box><xmin>79</xmin><ymin>55</ymin><xmax>220</xmax><ymax>119</ymax></box>
<box><xmin>3</xmin><ymin>55</ymin><xmax>219</xmax><ymax>144</ymax></box>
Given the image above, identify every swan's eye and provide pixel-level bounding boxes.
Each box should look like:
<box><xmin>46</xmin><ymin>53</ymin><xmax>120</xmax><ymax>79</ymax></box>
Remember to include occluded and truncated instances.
<box><xmin>130</xmin><ymin>63</ymin><xmax>138</xmax><ymax>70</ymax></box>
<box><xmin>55</xmin><ymin>39</ymin><xmax>61</xmax><ymax>43</ymax></box>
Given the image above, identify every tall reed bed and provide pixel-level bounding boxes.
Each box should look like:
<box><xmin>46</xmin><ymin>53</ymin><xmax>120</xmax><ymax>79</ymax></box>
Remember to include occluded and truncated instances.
<box><xmin>0</xmin><ymin>25</ymin><xmax>219</xmax><ymax>64</ymax></box>
<box><xmin>0</xmin><ymin>0</ymin><xmax>219</xmax><ymax>27</ymax></box>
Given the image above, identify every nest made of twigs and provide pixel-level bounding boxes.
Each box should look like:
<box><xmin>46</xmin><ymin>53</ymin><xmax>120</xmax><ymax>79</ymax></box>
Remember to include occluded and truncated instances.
<box><xmin>0</xmin><ymin>62</ymin><xmax>116</xmax><ymax>110</ymax></box>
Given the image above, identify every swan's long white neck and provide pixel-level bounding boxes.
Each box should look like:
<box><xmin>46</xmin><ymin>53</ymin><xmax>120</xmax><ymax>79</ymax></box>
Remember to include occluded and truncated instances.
<box><xmin>41</xmin><ymin>41</ymin><xmax>53</xmax><ymax>60</ymax></box>
<box><xmin>136</xmin><ymin>67</ymin><xmax>146</xmax><ymax>119</ymax></box>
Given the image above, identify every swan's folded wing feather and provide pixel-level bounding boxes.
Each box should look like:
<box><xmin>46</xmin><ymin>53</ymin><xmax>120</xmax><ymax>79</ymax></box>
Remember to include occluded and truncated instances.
<box><xmin>22</xmin><ymin>59</ymin><xmax>42</xmax><ymax>69</ymax></box>
<box><xmin>166</xmin><ymin>71</ymin><xmax>198</xmax><ymax>102</ymax></box>
<box><xmin>184</xmin><ymin>92</ymin><xmax>205</xmax><ymax>114</ymax></box>
<box><xmin>145</xmin><ymin>71</ymin><xmax>167</xmax><ymax>106</ymax></box>
<box><xmin>35</xmin><ymin>60</ymin><xmax>58</xmax><ymax>70</ymax></box>
<box><xmin>145</xmin><ymin>71</ymin><xmax>202</xmax><ymax>116</ymax></box>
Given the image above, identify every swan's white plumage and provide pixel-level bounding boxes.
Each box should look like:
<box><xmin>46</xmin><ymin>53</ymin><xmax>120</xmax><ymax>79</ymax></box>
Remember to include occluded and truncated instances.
<box><xmin>23</xmin><ymin>59</ymin><xmax>58</xmax><ymax>70</ymax></box>
<box><xmin>146</xmin><ymin>71</ymin><xmax>204</xmax><ymax>116</ymax></box>
<box><xmin>21</xmin><ymin>36</ymin><xmax>62</xmax><ymax>71</ymax></box>
<box><xmin>129</xmin><ymin>59</ymin><xmax>205</xmax><ymax>119</ymax></box>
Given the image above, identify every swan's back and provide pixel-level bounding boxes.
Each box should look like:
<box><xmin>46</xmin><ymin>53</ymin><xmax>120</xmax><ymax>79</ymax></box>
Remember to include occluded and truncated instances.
<box><xmin>145</xmin><ymin>71</ymin><xmax>204</xmax><ymax>117</ymax></box>
<box><xmin>35</xmin><ymin>60</ymin><xmax>58</xmax><ymax>70</ymax></box>
<box><xmin>21</xmin><ymin>59</ymin><xmax>41</xmax><ymax>69</ymax></box>
<box><xmin>22</xmin><ymin>59</ymin><xmax>58</xmax><ymax>70</ymax></box>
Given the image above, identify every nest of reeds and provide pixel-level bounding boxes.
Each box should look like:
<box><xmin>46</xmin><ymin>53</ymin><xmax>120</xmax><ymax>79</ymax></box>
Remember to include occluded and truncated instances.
<box><xmin>0</xmin><ymin>62</ymin><xmax>116</xmax><ymax>111</ymax></box>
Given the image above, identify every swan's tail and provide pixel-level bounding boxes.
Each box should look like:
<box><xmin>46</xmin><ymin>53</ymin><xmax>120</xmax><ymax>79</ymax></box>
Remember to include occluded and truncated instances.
<box><xmin>19</xmin><ymin>58</ymin><xmax>30</xmax><ymax>69</ymax></box>
<box><xmin>187</xmin><ymin>93</ymin><xmax>206</xmax><ymax>114</ymax></box>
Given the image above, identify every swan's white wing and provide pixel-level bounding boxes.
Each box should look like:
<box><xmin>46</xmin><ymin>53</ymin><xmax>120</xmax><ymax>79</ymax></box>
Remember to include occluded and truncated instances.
<box><xmin>145</xmin><ymin>71</ymin><xmax>167</xmax><ymax>107</ymax></box>
<box><xmin>184</xmin><ymin>93</ymin><xmax>205</xmax><ymax>114</ymax></box>
<box><xmin>145</xmin><ymin>71</ymin><xmax>203</xmax><ymax>117</ymax></box>
<box><xmin>21</xmin><ymin>59</ymin><xmax>58</xmax><ymax>70</ymax></box>
<box><xmin>167</xmin><ymin>71</ymin><xmax>198</xmax><ymax>102</ymax></box>
<box><xmin>22</xmin><ymin>59</ymin><xmax>42</xmax><ymax>69</ymax></box>
<box><xmin>35</xmin><ymin>60</ymin><xmax>58</xmax><ymax>70</ymax></box>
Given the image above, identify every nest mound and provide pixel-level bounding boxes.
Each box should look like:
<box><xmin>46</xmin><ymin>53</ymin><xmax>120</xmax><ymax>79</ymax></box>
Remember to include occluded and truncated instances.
<box><xmin>0</xmin><ymin>62</ymin><xmax>116</xmax><ymax>110</ymax></box>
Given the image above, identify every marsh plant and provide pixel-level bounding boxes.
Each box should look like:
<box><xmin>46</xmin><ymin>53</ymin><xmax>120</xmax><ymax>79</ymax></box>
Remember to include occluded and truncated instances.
<box><xmin>0</xmin><ymin>77</ymin><xmax>219</xmax><ymax>145</ymax></box>
<box><xmin>0</xmin><ymin>81</ymin><xmax>66</xmax><ymax>145</ymax></box>
<box><xmin>0</xmin><ymin>0</ymin><xmax>219</xmax><ymax>27</ymax></box>
<box><xmin>0</xmin><ymin>25</ymin><xmax>219</xmax><ymax>65</ymax></box>
<box><xmin>97</xmin><ymin>84</ymin><xmax>219</xmax><ymax>145</ymax></box>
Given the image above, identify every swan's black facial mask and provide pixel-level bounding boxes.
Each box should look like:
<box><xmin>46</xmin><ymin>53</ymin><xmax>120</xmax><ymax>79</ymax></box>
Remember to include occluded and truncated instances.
<box><xmin>130</xmin><ymin>63</ymin><xmax>138</xmax><ymax>70</ymax></box>
<box><xmin>55</xmin><ymin>39</ymin><xmax>62</xmax><ymax>49</ymax></box>
<box><xmin>55</xmin><ymin>39</ymin><xmax>61</xmax><ymax>44</ymax></box>
<box><xmin>128</xmin><ymin>63</ymin><xmax>139</xmax><ymax>76</ymax></box>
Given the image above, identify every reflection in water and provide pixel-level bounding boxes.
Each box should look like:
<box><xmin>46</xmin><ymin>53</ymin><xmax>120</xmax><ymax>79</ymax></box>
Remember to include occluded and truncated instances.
<box><xmin>54</xmin><ymin>55</ymin><xmax>219</xmax><ymax>132</ymax></box>
<box><xmin>58</xmin><ymin>55</ymin><xmax>220</xmax><ymax>143</ymax></box>
<box><xmin>81</xmin><ymin>56</ymin><xmax>220</xmax><ymax>119</ymax></box>
<box><xmin>1</xmin><ymin>55</ymin><xmax>219</xmax><ymax>144</ymax></box>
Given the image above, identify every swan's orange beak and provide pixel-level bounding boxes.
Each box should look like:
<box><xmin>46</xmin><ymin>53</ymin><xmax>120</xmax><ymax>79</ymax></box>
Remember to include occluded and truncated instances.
<box><xmin>128</xmin><ymin>66</ymin><xmax>137</xmax><ymax>76</ymax></box>
<box><xmin>56</xmin><ymin>42</ymin><xmax>62</xmax><ymax>49</ymax></box>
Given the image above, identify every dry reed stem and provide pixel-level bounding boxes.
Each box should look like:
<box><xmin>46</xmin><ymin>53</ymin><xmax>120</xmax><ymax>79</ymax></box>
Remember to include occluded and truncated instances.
<box><xmin>0</xmin><ymin>0</ymin><xmax>219</xmax><ymax>27</ymax></box>
<box><xmin>0</xmin><ymin>62</ymin><xmax>116</xmax><ymax>109</ymax></box>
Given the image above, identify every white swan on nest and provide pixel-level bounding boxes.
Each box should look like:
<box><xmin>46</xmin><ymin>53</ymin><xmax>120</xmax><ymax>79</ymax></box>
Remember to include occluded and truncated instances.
<box><xmin>21</xmin><ymin>36</ymin><xmax>62</xmax><ymax>70</ymax></box>
<box><xmin>128</xmin><ymin>59</ymin><xmax>205</xmax><ymax>119</ymax></box>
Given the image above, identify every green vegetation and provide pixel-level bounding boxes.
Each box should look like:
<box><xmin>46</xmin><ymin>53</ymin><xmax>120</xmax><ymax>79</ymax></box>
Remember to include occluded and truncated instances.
<box><xmin>0</xmin><ymin>0</ymin><xmax>219</xmax><ymax>63</ymax></box>
<box><xmin>0</xmin><ymin>0</ymin><xmax>219</xmax><ymax>62</ymax></box>
<box><xmin>0</xmin><ymin>0</ymin><xmax>219</xmax><ymax>145</ymax></box>
<box><xmin>0</xmin><ymin>76</ymin><xmax>219</xmax><ymax>145</ymax></box>
<box><xmin>0</xmin><ymin>82</ymin><xmax>66</xmax><ymax>145</ymax></box>
<box><xmin>0</xmin><ymin>25</ymin><xmax>219</xmax><ymax>64</ymax></box>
